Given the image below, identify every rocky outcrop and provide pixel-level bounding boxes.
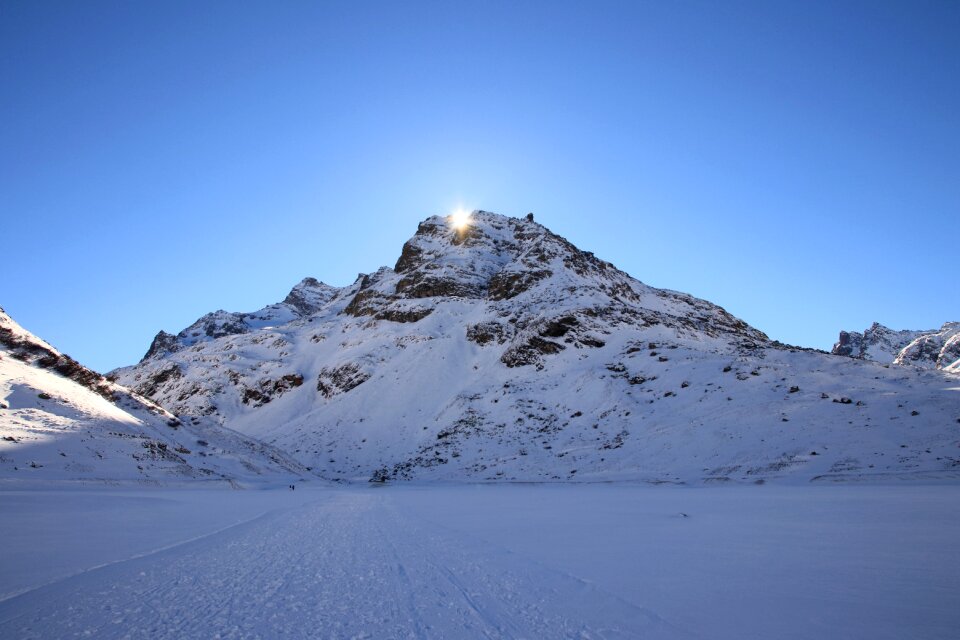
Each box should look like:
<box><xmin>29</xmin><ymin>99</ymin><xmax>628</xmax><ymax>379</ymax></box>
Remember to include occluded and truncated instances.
<box><xmin>137</xmin><ymin>364</ymin><xmax>183</xmax><ymax>399</ymax></box>
<box><xmin>182</xmin><ymin>310</ymin><xmax>251</xmax><ymax>343</ymax></box>
<box><xmin>831</xmin><ymin>322</ymin><xmax>926</xmax><ymax>362</ymax></box>
<box><xmin>0</xmin><ymin>307</ymin><xmax>116</xmax><ymax>400</ymax></box>
<box><xmin>501</xmin><ymin>336</ymin><xmax>565</xmax><ymax>369</ymax></box>
<box><xmin>316</xmin><ymin>363</ymin><xmax>370</xmax><ymax>398</ymax></box>
<box><xmin>241</xmin><ymin>373</ymin><xmax>304</xmax><ymax>407</ymax></box>
<box><xmin>488</xmin><ymin>269</ymin><xmax>552</xmax><ymax>300</ymax></box>
<box><xmin>143</xmin><ymin>330</ymin><xmax>180</xmax><ymax>360</ymax></box>
<box><xmin>894</xmin><ymin>323</ymin><xmax>960</xmax><ymax>370</ymax></box>
<box><xmin>833</xmin><ymin>321</ymin><xmax>959</xmax><ymax>369</ymax></box>
<box><xmin>466</xmin><ymin>322</ymin><xmax>511</xmax><ymax>346</ymax></box>
<box><xmin>282</xmin><ymin>277</ymin><xmax>337</xmax><ymax>316</ymax></box>
<box><xmin>832</xmin><ymin>330</ymin><xmax>864</xmax><ymax>358</ymax></box>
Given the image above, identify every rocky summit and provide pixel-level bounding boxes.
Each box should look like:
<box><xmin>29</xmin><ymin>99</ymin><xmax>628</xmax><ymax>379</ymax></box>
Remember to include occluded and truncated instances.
<box><xmin>96</xmin><ymin>211</ymin><xmax>959</xmax><ymax>485</ymax></box>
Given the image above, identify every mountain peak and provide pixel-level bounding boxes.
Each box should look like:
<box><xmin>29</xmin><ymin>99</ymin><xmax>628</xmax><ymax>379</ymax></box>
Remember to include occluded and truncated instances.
<box><xmin>143</xmin><ymin>330</ymin><xmax>180</xmax><ymax>360</ymax></box>
<box><xmin>387</xmin><ymin>210</ymin><xmax>624</xmax><ymax>304</ymax></box>
<box><xmin>282</xmin><ymin>277</ymin><xmax>337</xmax><ymax>316</ymax></box>
<box><xmin>104</xmin><ymin>207</ymin><xmax>959</xmax><ymax>484</ymax></box>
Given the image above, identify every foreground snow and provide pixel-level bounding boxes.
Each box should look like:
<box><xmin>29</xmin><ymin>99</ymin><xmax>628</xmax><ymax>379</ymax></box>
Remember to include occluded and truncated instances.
<box><xmin>1</xmin><ymin>484</ymin><xmax>958</xmax><ymax>639</ymax></box>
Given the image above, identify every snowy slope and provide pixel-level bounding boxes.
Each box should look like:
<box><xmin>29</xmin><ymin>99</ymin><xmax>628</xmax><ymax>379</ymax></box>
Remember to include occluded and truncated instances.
<box><xmin>832</xmin><ymin>321</ymin><xmax>960</xmax><ymax>370</ymax></box>
<box><xmin>0</xmin><ymin>307</ymin><xmax>310</xmax><ymax>486</ymax></box>
<box><xmin>112</xmin><ymin>211</ymin><xmax>960</xmax><ymax>484</ymax></box>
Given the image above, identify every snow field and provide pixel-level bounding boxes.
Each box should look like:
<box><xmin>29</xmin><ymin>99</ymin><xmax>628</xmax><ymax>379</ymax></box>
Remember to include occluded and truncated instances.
<box><xmin>1</xmin><ymin>483</ymin><xmax>958</xmax><ymax>639</ymax></box>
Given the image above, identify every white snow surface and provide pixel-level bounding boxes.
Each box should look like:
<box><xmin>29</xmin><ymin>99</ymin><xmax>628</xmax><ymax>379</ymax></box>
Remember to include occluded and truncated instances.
<box><xmin>0</xmin><ymin>308</ymin><xmax>310</xmax><ymax>486</ymax></box>
<box><xmin>1</xmin><ymin>484</ymin><xmax>958</xmax><ymax>639</ymax></box>
<box><xmin>111</xmin><ymin>211</ymin><xmax>960</xmax><ymax>484</ymax></box>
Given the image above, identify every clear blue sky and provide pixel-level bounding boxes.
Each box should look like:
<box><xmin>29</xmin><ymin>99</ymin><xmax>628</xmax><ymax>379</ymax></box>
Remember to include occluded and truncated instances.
<box><xmin>2</xmin><ymin>1</ymin><xmax>957</xmax><ymax>373</ymax></box>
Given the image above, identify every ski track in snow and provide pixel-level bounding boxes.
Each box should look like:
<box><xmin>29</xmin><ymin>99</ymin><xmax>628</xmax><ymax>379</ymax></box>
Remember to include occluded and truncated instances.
<box><xmin>0</xmin><ymin>491</ymin><xmax>687</xmax><ymax>640</ymax></box>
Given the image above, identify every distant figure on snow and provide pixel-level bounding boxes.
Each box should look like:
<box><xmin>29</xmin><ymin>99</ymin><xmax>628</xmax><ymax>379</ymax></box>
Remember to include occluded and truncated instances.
<box><xmin>526</xmin><ymin>212</ymin><xmax>534</xmax><ymax>222</ymax></box>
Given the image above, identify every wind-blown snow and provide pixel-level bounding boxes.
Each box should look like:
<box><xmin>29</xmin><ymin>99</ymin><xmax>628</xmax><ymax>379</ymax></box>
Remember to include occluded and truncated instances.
<box><xmin>1</xmin><ymin>484</ymin><xmax>957</xmax><ymax>639</ymax></box>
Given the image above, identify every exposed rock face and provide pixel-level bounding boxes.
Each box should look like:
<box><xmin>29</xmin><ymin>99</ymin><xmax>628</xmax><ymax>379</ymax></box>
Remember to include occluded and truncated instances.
<box><xmin>108</xmin><ymin>211</ymin><xmax>960</xmax><ymax>484</ymax></box>
<box><xmin>338</xmin><ymin>211</ymin><xmax>766</xmax><ymax>344</ymax></box>
<box><xmin>316</xmin><ymin>363</ymin><xmax>370</xmax><ymax>398</ymax></box>
<box><xmin>832</xmin><ymin>330</ymin><xmax>864</xmax><ymax>358</ymax></box>
<box><xmin>894</xmin><ymin>323</ymin><xmax>960</xmax><ymax>370</ymax></box>
<box><xmin>831</xmin><ymin>323</ymin><xmax>927</xmax><ymax>362</ymax></box>
<box><xmin>143</xmin><ymin>331</ymin><xmax>180</xmax><ymax>360</ymax></box>
<box><xmin>466</xmin><ymin>322</ymin><xmax>511</xmax><ymax>346</ymax></box>
<box><xmin>500</xmin><ymin>335</ymin><xmax>565</xmax><ymax>370</ymax></box>
<box><xmin>488</xmin><ymin>269</ymin><xmax>552</xmax><ymax>300</ymax></box>
<box><xmin>282</xmin><ymin>278</ymin><xmax>338</xmax><ymax>316</ymax></box>
<box><xmin>241</xmin><ymin>373</ymin><xmax>304</xmax><ymax>407</ymax></box>
<box><xmin>138</xmin><ymin>364</ymin><xmax>183</xmax><ymax>399</ymax></box>
<box><xmin>832</xmin><ymin>321</ymin><xmax>959</xmax><ymax>370</ymax></box>
<box><xmin>0</xmin><ymin>307</ymin><xmax>115</xmax><ymax>401</ymax></box>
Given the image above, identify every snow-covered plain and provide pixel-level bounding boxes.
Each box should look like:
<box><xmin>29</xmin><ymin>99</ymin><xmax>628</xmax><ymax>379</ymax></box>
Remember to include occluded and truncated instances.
<box><xmin>1</xmin><ymin>484</ymin><xmax>958</xmax><ymax>639</ymax></box>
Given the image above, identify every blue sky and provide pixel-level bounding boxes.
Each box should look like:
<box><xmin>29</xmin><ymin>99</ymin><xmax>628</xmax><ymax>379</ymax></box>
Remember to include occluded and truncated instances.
<box><xmin>2</xmin><ymin>0</ymin><xmax>957</xmax><ymax>372</ymax></box>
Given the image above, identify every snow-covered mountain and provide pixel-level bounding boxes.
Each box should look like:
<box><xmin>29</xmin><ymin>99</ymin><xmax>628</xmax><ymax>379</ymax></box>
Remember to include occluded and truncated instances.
<box><xmin>895</xmin><ymin>323</ymin><xmax>960</xmax><ymax>371</ymax></box>
<box><xmin>833</xmin><ymin>322</ymin><xmax>960</xmax><ymax>370</ymax></box>
<box><xmin>112</xmin><ymin>211</ymin><xmax>960</xmax><ymax>484</ymax></box>
<box><xmin>142</xmin><ymin>277</ymin><xmax>339</xmax><ymax>360</ymax></box>
<box><xmin>832</xmin><ymin>323</ymin><xmax>928</xmax><ymax>363</ymax></box>
<box><xmin>0</xmin><ymin>307</ymin><xmax>310</xmax><ymax>486</ymax></box>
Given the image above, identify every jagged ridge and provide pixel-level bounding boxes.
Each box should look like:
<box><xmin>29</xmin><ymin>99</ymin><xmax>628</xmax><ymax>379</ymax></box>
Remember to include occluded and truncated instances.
<box><xmin>832</xmin><ymin>322</ymin><xmax>960</xmax><ymax>370</ymax></box>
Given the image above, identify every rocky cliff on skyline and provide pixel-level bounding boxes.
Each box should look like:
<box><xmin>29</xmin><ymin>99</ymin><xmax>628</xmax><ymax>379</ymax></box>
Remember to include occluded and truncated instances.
<box><xmin>832</xmin><ymin>322</ymin><xmax>960</xmax><ymax>371</ymax></box>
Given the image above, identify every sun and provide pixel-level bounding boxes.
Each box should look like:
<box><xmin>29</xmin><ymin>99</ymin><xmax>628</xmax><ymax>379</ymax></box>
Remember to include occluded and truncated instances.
<box><xmin>448</xmin><ymin>208</ymin><xmax>472</xmax><ymax>232</ymax></box>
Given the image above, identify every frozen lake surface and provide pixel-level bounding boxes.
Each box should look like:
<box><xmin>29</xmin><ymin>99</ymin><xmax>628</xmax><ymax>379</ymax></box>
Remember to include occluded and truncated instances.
<box><xmin>1</xmin><ymin>483</ymin><xmax>958</xmax><ymax>639</ymax></box>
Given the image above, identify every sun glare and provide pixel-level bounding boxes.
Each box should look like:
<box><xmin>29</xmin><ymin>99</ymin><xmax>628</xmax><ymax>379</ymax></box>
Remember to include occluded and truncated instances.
<box><xmin>449</xmin><ymin>209</ymin><xmax>472</xmax><ymax>232</ymax></box>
